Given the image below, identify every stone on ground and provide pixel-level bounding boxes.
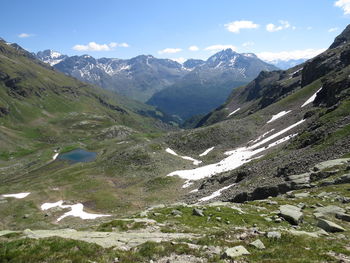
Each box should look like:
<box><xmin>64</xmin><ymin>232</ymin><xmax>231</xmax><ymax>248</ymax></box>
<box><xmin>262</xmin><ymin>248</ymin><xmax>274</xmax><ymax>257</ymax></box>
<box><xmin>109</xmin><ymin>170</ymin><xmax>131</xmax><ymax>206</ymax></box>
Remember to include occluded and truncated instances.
<box><xmin>279</xmin><ymin>204</ymin><xmax>303</xmax><ymax>225</ymax></box>
<box><xmin>222</xmin><ymin>245</ymin><xmax>250</xmax><ymax>259</ymax></box>
<box><xmin>249</xmin><ymin>239</ymin><xmax>265</xmax><ymax>249</ymax></box>
<box><xmin>192</xmin><ymin>208</ymin><xmax>204</xmax><ymax>217</ymax></box>
<box><xmin>335</xmin><ymin>212</ymin><xmax>350</xmax><ymax>222</ymax></box>
<box><xmin>317</xmin><ymin>219</ymin><xmax>345</xmax><ymax>233</ymax></box>
<box><xmin>266</xmin><ymin>231</ymin><xmax>281</xmax><ymax>239</ymax></box>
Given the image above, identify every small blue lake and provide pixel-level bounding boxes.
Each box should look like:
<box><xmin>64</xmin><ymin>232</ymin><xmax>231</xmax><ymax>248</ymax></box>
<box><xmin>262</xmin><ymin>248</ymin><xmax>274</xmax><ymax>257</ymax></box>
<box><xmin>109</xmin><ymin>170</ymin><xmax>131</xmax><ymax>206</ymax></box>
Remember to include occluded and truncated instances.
<box><xmin>57</xmin><ymin>149</ymin><xmax>97</xmax><ymax>163</ymax></box>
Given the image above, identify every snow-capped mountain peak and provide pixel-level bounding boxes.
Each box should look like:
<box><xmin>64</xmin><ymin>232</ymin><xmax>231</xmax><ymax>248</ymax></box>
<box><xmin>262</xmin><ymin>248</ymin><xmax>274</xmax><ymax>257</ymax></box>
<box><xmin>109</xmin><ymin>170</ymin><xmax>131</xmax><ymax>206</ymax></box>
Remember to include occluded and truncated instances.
<box><xmin>36</xmin><ymin>49</ymin><xmax>68</xmax><ymax>66</ymax></box>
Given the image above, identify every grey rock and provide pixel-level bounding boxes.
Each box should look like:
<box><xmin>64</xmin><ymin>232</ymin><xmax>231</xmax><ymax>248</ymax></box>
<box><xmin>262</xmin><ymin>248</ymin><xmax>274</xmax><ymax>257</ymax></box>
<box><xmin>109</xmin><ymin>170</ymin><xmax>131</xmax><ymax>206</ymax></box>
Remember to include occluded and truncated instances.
<box><xmin>250</xmin><ymin>239</ymin><xmax>265</xmax><ymax>249</ymax></box>
<box><xmin>279</xmin><ymin>205</ymin><xmax>303</xmax><ymax>225</ymax></box>
<box><xmin>335</xmin><ymin>212</ymin><xmax>350</xmax><ymax>222</ymax></box>
<box><xmin>266</xmin><ymin>231</ymin><xmax>281</xmax><ymax>239</ymax></box>
<box><xmin>317</xmin><ymin>192</ymin><xmax>328</xmax><ymax>198</ymax></box>
<box><xmin>314</xmin><ymin>205</ymin><xmax>345</xmax><ymax>217</ymax></box>
<box><xmin>334</xmin><ymin>174</ymin><xmax>350</xmax><ymax>184</ymax></box>
<box><xmin>294</xmin><ymin>192</ymin><xmax>310</xmax><ymax>198</ymax></box>
<box><xmin>286</xmin><ymin>173</ymin><xmax>311</xmax><ymax>189</ymax></box>
<box><xmin>171</xmin><ymin>210</ymin><xmax>182</xmax><ymax>216</ymax></box>
<box><xmin>317</xmin><ymin>219</ymin><xmax>345</xmax><ymax>232</ymax></box>
<box><xmin>274</xmin><ymin>218</ymin><xmax>282</xmax><ymax>223</ymax></box>
<box><xmin>222</xmin><ymin>245</ymin><xmax>250</xmax><ymax>258</ymax></box>
<box><xmin>140</xmin><ymin>211</ymin><xmax>148</xmax><ymax>217</ymax></box>
<box><xmin>153</xmin><ymin>212</ymin><xmax>162</xmax><ymax>216</ymax></box>
<box><xmin>297</xmin><ymin>203</ymin><xmax>306</xmax><ymax>209</ymax></box>
<box><xmin>192</xmin><ymin>208</ymin><xmax>204</xmax><ymax>217</ymax></box>
<box><xmin>22</xmin><ymin>214</ymin><xmax>29</xmax><ymax>219</ymax></box>
<box><xmin>313</xmin><ymin>158</ymin><xmax>350</xmax><ymax>171</ymax></box>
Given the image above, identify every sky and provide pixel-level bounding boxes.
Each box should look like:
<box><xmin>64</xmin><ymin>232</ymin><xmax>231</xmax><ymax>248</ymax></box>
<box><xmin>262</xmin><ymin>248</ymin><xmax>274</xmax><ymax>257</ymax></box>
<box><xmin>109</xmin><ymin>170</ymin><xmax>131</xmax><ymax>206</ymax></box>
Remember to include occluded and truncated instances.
<box><xmin>1</xmin><ymin>0</ymin><xmax>350</xmax><ymax>63</ymax></box>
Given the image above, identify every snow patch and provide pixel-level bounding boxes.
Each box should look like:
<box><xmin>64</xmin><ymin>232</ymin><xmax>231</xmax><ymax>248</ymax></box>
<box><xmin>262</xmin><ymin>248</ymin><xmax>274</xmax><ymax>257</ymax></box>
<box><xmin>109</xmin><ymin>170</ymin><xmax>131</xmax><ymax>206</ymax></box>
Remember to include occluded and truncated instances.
<box><xmin>199</xmin><ymin>147</ymin><xmax>214</xmax><ymax>157</ymax></box>
<box><xmin>168</xmin><ymin>119</ymin><xmax>305</xmax><ymax>186</ymax></box>
<box><xmin>301</xmin><ymin>88</ymin><xmax>322</xmax><ymax>107</ymax></box>
<box><xmin>227</xmin><ymin>108</ymin><xmax>240</xmax><ymax>117</ymax></box>
<box><xmin>41</xmin><ymin>200</ymin><xmax>110</xmax><ymax>222</ymax></box>
<box><xmin>166</xmin><ymin>148</ymin><xmax>202</xmax><ymax>166</ymax></box>
<box><xmin>2</xmin><ymin>192</ymin><xmax>30</xmax><ymax>199</ymax></box>
<box><xmin>199</xmin><ymin>183</ymin><xmax>235</xmax><ymax>202</ymax></box>
<box><xmin>251</xmin><ymin>129</ymin><xmax>275</xmax><ymax>144</ymax></box>
<box><xmin>52</xmin><ymin>153</ymin><xmax>59</xmax><ymax>160</ymax></box>
<box><xmin>267</xmin><ymin>110</ymin><xmax>291</xmax><ymax>123</ymax></box>
<box><xmin>290</xmin><ymin>67</ymin><xmax>303</xmax><ymax>76</ymax></box>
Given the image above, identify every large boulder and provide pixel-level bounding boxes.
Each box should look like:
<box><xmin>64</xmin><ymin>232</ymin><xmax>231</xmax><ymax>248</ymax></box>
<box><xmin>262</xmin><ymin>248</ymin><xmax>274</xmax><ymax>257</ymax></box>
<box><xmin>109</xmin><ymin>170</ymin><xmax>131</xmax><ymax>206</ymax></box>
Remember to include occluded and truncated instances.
<box><xmin>314</xmin><ymin>205</ymin><xmax>346</xmax><ymax>218</ymax></box>
<box><xmin>335</xmin><ymin>212</ymin><xmax>350</xmax><ymax>222</ymax></box>
<box><xmin>317</xmin><ymin>219</ymin><xmax>345</xmax><ymax>232</ymax></box>
<box><xmin>279</xmin><ymin>205</ymin><xmax>303</xmax><ymax>225</ymax></box>
<box><xmin>222</xmin><ymin>246</ymin><xmax>250</xmax><ymax>259</ymax></box>
<box><xmin>249</xmin><ymin>239</ymin><xmax>265</xmax><ymax>250</ymax></box>
<box><xmin>286</xmin><ymin>173</ymin><xmax>311</xmax><ymax>189</ymax></box>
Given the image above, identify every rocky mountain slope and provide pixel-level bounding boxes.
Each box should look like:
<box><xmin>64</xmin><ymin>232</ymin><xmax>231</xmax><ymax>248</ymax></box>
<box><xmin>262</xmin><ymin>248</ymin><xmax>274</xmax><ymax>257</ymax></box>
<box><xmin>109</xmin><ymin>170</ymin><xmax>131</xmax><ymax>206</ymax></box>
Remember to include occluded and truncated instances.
<box><xmin>148</xmin><ymin>49</ymin><xmax>277</xmax><ymax>120</ymax></box>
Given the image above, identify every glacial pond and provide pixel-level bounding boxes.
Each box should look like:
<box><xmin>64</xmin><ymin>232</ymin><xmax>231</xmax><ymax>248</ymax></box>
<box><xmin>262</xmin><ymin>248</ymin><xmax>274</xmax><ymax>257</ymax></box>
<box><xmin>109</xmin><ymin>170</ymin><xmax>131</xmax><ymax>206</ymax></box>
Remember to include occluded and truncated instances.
<box><xmin>57</xmin><ymin>149</ymin><xmax>97</xmax><ymax>163</ymax></box>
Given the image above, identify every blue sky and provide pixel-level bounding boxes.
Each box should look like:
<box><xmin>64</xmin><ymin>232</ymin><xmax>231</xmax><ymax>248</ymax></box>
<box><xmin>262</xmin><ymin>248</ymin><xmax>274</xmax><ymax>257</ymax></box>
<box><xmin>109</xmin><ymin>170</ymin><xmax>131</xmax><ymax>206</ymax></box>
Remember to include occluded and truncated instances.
<box><xmin>1</xmin><ymin>0</ymin><xmax>350</xmax><ymax>62</ymax></box>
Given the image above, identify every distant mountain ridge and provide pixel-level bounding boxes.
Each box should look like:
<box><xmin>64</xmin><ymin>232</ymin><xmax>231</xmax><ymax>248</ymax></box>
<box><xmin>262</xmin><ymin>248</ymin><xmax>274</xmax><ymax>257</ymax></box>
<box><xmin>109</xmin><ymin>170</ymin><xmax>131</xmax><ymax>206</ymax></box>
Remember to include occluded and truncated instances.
<box><xmin>147</xmin><ymin>49</ymin><xmax>278</xmax><ymax>120</ymax></box>
<box><xmin>35</xmin><ymin>49</ymin><xmax>277</xmax><ymax>105</ymax></box>
<box><xmin>263</xmin><ymin>58</ymin><xmax>307</xmax><ymax>70</ymax></box>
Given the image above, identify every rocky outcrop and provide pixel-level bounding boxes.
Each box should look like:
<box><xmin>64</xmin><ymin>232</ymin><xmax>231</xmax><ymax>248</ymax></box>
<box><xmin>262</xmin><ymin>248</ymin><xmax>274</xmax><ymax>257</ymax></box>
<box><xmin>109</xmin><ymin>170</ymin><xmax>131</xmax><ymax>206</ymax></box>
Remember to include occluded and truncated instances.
<box><xmin>329</xmin><ymin>24</ymin><xmax>350</xmax><ymax>49</ymax></box>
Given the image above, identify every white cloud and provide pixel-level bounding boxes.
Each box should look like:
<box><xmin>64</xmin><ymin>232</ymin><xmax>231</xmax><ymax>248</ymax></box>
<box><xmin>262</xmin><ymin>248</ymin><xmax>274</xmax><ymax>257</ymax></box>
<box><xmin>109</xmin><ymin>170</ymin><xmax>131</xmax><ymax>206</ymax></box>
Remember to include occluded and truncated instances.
<box><xmin>307</xmin><ymin>26</ymin><xmax>313</xmax><ymax>30</ymax></box>
<box><xmin>158</xmin><ymin>48</ymin><xmax>182</xmax><ymax>55</ymax></box>
<box><xmin>18</xmin><ymin>33</ymin><xmax>34</xmax><ymax>38</ymax></box>
<box><xmin>242</xmin><ymin>41</ymin><xmax>254</xmax><ymax>47</ymax></box>
<box><xmin>335</xmin><ymin>0</ymin><xmax>350</xmax><ymax>14</ymax></box>
<box><xmin>171</xmin><ymin>57</ymin><xmax>186</xmax><ymax>64</ymax></box>
<box><xmin>257</xmin><ymin>48</ymin><xmax>326</xmax><ymax>62</ymax></box>
<box><xmin>72</xmin><ymin>42</ymin><xmax>129</xmax><ymax>51</ymax></box>
<box><xmin>118</xmin><ymin>42</ymin><xmax>129</xmax><ymax>47</ymax></box>
<box><xmin>224</xmin><ymin>20</ymin><xmax>259</xmax><ymax>33</ymax></box>
<box><xmin>204</xmin><ymin>44</ymin><xmax>237</xmax><ymax>52</ymax></box>
<box><xmin>266</xmin><ymin>20</ymin><xmax>291</xmax><ymax>32</ymax></box>
<box><xmin>328</xmin><ymin>27</ymin><xmax>339</xmax><ymax>32</ymax></box>
<box><xmin>189</xmin><ymin>45</ymin><xmax>199</xmax><ymax>51</ymax></box>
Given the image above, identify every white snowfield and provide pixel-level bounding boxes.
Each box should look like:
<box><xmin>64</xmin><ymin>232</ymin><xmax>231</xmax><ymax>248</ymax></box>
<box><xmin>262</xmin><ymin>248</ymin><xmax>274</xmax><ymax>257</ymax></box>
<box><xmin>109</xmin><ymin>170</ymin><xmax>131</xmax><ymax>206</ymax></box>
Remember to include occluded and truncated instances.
<box><xmin>168</xmin><ymin>119</ymin><xmax>305</xmax><ymax>187</ymax></box>
<box><xmin>227</xmin><ymin>108</ymin><xmax>240</xmax><ymax>117</ymax></box>
<box><xmin>199</xmin><ymin>147</ymin><xmax>215</xmax><ymax>157</ymax></box>
<box><xmin>266</xmin><ymin>110</ymin><xmax>292</xmax><ymax>124</ymax></box>
<box><xmin>301</xmin><ymin>87</ymin><xmax>322</xmax><ymax>107</ymax></box>
<box><xmin>199</xmin><ymin>183</ymin><xmax>236</xmax><ymax>202</ymax></box>
<box><xmin>52</xmin><ymin>153</ymin><xmax>59</xmax><ymax>160</ymax></box>
<box><xmin>41</xmin><ymin>200</ymin><xmax>111</xmax><ymax>222</ymax></box>
<box><xmin>251</xmin><ymin>129</ymin><xmax>275</xmax><ymax>143</ymax></box>
<box><xmin>2</xmin><ymin>192</ymin><xmax>30</xmax><ymax>199</ymax></box>
<box><xmin>165</xmin><ymin>148</ymin><xmax>202</xmax><ymax>166</ymax></box>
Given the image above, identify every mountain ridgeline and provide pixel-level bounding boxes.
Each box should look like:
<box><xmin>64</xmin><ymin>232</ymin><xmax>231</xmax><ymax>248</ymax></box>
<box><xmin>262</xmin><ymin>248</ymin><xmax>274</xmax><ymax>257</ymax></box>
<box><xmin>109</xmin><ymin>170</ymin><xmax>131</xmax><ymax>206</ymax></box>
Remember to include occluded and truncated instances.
<box><xmin>147</xmin><ymin>49</ymin><xmax>277</xmax><ymax>120</ymax></box>
<box><xmin>35</xmin><ymin>49</ymin><xmax>278</xmax><ymax>122</ymax></box>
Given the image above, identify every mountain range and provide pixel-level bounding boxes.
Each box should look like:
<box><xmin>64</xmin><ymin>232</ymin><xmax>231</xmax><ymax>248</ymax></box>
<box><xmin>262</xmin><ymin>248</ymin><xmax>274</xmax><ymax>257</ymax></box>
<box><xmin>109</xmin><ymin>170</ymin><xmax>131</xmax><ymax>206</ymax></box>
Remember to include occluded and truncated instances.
<box><xmin>35</xmin><ymin>48</ymin><xmax>278</xmax><ymax>121</ymax></box>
